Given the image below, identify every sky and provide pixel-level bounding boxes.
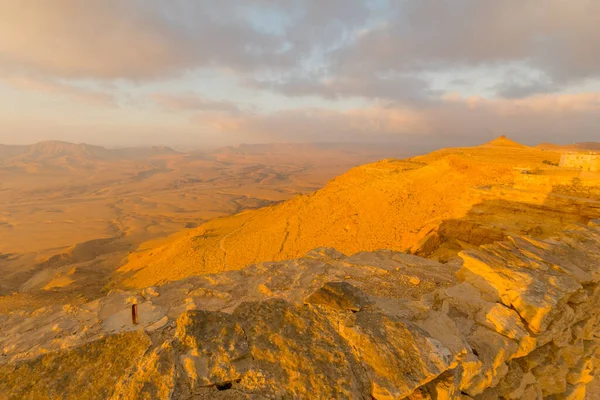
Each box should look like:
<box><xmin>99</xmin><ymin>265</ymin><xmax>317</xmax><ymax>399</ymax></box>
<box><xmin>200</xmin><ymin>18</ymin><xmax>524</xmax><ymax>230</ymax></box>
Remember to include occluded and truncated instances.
<box><xmin>0</xmin><ymin>0</ymin><xmax>599</xmax><ymax>148</ymax></box>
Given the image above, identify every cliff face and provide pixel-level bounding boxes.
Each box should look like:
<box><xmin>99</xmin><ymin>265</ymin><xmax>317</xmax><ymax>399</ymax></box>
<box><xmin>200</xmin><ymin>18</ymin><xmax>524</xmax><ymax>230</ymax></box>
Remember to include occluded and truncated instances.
<box><xmin>560</xmin><ymin>154</ymin><xmax>600</xmax><ymax>172</ymax></box>
<box><xmin>2</xmin><ymin>220</ymin><xmax>600</xmax><ymax>399</ymax></box>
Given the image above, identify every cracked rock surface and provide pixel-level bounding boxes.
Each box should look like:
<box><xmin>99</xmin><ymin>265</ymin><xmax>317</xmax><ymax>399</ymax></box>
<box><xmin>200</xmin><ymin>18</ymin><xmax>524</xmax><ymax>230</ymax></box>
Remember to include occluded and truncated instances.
<box><xmin>1</xmin><ymin>220</ymin><xmax>600</xmax><ymax>399</ymax></box>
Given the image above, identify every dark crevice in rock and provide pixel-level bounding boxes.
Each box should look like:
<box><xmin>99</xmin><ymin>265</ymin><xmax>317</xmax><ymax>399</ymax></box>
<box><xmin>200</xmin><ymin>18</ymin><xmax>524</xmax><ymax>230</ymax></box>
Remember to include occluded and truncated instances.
<box><xmin>506</xmin><ymin>302</ymin><xmax>537</xmax><ymax>336</ymax></box>
<box><xmin>216</xmin><ymin>381</ymin><xmax>233</xmax><ymax>391</ymax></box>
<box><xmin>235</xmin><ymin>320</ymin><xmax>254</xmax><ymax>362</ymax></box>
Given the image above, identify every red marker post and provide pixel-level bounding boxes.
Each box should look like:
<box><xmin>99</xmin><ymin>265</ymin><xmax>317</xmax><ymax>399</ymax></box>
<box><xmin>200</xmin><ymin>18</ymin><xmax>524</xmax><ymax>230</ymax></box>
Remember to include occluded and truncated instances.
<box><xmin>132</xmin><ymin>304</ymin><xmax>139</xmax><ymax>325</ymax></box>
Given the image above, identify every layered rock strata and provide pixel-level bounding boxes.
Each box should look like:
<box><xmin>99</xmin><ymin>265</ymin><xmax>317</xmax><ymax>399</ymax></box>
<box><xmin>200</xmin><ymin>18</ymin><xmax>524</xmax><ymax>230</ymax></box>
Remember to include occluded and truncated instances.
<box><xmin>1</xmin><ymin>221</ymin><xmax>600</xmax><ymax>399</ymax></box>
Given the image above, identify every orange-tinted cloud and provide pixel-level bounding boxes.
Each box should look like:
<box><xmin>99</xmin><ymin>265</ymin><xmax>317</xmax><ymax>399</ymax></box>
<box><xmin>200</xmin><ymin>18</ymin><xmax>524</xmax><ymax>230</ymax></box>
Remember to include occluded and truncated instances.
<box><xmin>191</xmin><ymin>106</ymin><xmax>424</xmax><ymax>141</ymax></box>
<box><xmin>149</xmin><ymin>93</ymin><xmax>240</xmax><ymax>113</ymax></box>
<box><xmin>1</xmin><ymin>1</ymin><xmax>599</xmax><ymax>146</ymax></box>
<box><xmin>0</xmin><ymin>1</ymin><xmax>192</xmax><ymax>79</ymax></box>
<box><xmin>1</xmin><ymin>0</ymin><xmax>598</xmax><ymax>102</ymax></box>
<box><xmin>190</xmin><ymin>92</ymin><xmax>600</xmax><ymax>144</ymax></box>
<box><xmin>3</xmin><ymin>76</ymin><xmax>115</xmax><ymax>106</ymax></box>
<box><xmin>0</xmin><ymin>0</ymin><xmax>293</xmax><ymax>80</ymax></box>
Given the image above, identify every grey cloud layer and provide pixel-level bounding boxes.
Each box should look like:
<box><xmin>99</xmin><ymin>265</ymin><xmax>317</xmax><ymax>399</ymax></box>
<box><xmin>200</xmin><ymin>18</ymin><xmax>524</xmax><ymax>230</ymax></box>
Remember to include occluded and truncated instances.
<box><xmin>0</xmin><ymin>0</ymin><xmax>364</xmax><ymax>79</ymax></box>
<box><xmin>1</xmin><ymin>0</ymin><xmax>599</xmax><ymax>147</ymax></box>
<box><xmin>189</xmin><ymin>94</ymin><xmax>600</xmax><ymax>145</ymax></box>
<box><xmin>150</xmin><ymin>93</ymin><xmax>241</xmax><ymax>113</ymax></box>
<box><xmin>336</xmin><ymin>0</ymin><xmax>600</xmax><ymax>98</ymax></box>
<box><xmin>2</xmin><ymin>0</ymin><xmax>598</xmax><ymax>100</ymax></box>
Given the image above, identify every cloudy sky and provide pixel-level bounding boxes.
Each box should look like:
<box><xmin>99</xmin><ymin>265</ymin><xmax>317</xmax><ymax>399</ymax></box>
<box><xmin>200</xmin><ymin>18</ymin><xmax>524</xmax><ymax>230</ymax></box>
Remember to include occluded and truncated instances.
<box><xmin>1</xmin><ymin>0</ymin><xmax>599</xmax><ymax>148</ymax></box>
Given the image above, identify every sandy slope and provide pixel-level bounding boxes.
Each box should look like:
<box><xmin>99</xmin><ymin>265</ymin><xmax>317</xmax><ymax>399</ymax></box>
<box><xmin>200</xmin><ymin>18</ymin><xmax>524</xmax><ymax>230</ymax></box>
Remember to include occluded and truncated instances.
<box><xmin>0</xmin><ymin>141</ymin><xmax>405</xmax><ymax>309</ymax></box>
<box><xmin>117</xmin><ymin>137</ymin><xmax>600</xmax><ymax>288</ymax></box>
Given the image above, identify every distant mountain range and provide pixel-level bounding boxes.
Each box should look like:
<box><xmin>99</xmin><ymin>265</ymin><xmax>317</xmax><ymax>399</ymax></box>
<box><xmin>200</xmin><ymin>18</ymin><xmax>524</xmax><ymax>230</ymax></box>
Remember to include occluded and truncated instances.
<box><xmin>3</xmin><ymin>139</ymin><xmax>598</xmax><ymax>170</ymax></box>
<box><xmin>536</xmin><ymin>142</ymin><xmax>600</xmax><ymax>151</ymax></box>
<box><xmin>0</xmin><ymin>140</ymin><xmax>411</xmax><ymax>168</ymax></box>
<box><xmin>0</xmin><ymin>141</ymin><xmax>180</xmax><ymax>163</ymax></box>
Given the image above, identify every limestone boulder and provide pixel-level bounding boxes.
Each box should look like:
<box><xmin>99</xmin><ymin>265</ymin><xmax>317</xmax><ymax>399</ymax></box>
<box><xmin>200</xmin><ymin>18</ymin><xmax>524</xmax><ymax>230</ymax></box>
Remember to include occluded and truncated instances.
<box><xmin>0</xmin><ymin>332</ymin><xmax>152</xmax><ymax>400</ymax></box>
<box><xmin>461</xmin><ymin>326</ymin><xmax>518</xmax><ymax>395</ymax></box>
<box><xmin>175</xmin><ymin>310</ymin><xmax>251</xmax><ymax>388</ymax></box>
<box><xmin>457</xmin><ymin>244</ymin><xmax>581</xmax><ymax>334</ymax></box>
<box><xmin>338</xmin><ymin>310</ymin><xmax>457</xmax><ymax>399</ymax></box>
<box><xmin>233</xmin><ymin>298</ymin><xmax>371</xmax><ymax>398</ymax></box>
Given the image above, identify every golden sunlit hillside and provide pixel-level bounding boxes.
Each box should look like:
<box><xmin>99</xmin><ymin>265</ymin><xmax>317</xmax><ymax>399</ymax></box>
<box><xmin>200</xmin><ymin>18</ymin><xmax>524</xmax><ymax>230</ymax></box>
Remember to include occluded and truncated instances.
<box><xmin>5</xmin><ymin>137</ymin><xmax>599</xmax><ymax>400</ymax></box>
<box><xmin>0</xmin><ymin>141</ymin><xmax>403</xmax><ymax>308</ymax></box>
<box><xmin>117</xmin><ymin>137</ymin><xmax>600</xmax><ymax>288</ymax></box>
<box><xmin>4</xmin><ymin>1</ymin><xmax>600</xmax><ymax>397</ymax></box>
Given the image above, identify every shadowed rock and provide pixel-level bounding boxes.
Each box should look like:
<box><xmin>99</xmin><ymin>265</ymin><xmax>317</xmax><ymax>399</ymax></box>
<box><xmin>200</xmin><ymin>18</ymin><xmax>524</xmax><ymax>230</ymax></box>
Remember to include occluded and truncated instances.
<box><xmin>176</xmin><ymin>310</ymin><xmax>251</xmax><ymax>388</ymax></box>
<box><xmin>304</xmin><ymin>281</ymin><xmax>373</xmax><ymax>312</ymax></box>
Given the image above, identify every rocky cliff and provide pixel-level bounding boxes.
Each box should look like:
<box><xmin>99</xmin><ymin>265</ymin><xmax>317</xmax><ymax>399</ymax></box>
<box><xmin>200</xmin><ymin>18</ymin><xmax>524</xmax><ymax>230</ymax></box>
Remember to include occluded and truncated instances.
<box><xmin>1</xmin><ymin>220</ymin><xmax>600</xmax><ymax>399</ymax></box>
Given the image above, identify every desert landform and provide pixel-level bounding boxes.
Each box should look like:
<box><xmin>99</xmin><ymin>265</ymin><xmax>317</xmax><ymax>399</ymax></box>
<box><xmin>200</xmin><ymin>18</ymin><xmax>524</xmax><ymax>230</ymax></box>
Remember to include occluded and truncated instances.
<box><xmin>3</xmin><ymin>0</ymin><xmax>599</xmax><ymax>397</ymax></box>
<box><xmin>0</xmin><ymin>141</ymin><xmax>406</xmax><ymax>312</ymax></box>
<box><xmin>1</xmin><ymin>137</ymin><xmax>600</xmax><ymax>399</ymax></box>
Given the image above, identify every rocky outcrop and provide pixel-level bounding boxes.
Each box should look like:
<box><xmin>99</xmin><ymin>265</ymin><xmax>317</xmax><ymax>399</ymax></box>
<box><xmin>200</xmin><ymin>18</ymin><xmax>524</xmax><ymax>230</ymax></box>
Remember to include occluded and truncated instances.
<box><xmin>1</xmin><ymin>221</ymin><xmax>600</xmax><ymax>399</ymax></box>
<box><xmin>411</xmin><ymin>177</ymin><xmax>600</xmax><ymax>262</ymax></box>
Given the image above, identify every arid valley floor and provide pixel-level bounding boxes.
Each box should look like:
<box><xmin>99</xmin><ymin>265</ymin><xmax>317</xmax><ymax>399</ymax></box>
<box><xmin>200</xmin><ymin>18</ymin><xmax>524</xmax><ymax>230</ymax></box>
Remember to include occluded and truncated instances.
<box><xmin>0</xmin><ymin>141</ymin><xmax>402</xmax><ymax>311</ymax></box>
<box><xmin>1</xmin><ymin>138</ymin><xmax>600</xmax><ymax>399</ymax></box>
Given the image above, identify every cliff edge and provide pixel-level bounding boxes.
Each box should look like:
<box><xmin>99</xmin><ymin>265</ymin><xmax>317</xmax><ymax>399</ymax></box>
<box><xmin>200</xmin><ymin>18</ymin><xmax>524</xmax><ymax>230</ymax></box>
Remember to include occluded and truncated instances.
<box><xmin>2</xmin><ymin>220</ymin><xmax>600</xmax><ymax>399</ymax></box>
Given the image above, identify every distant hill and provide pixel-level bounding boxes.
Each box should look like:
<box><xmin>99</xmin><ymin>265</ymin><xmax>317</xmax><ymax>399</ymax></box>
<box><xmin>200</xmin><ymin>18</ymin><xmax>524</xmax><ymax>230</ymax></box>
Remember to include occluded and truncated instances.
<box><xmin>482</xmin><ymin>135</ymin><xmax>528</xmax><ymax>148</ymax></box>
<box><xmin>536</xmin><ymin>142</ymin><xmax>600</xmax><ymax>151</ymax></box>
<box><xmin>1</xmin><ymin>141</ymin><xmax>409</xmax><ymax>166</ymax></box>
<box><xmin>205</xmin><ymin>142</ymin><xmax>411</xmax><ymax>162</ymax></box>
<box><xmin>112</xmin><ymin>145</ymin><xmax>181</xmax><ymax>159</ymax></box>
<box><xmin>0</xmin><ymin>141</ymin><xmax>181</xmax><ymax>166</ymax></box>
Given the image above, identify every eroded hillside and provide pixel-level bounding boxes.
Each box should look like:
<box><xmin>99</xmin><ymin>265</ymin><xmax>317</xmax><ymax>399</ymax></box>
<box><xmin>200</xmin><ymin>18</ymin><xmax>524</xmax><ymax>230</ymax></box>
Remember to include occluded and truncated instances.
<box><xmin>0</xmin><ymin>141</ymin><xmax>400</xmax><ymax>310</ymax></box>
<box><xmin>3</xmin><ymin>138</ymin><xmax>600</xmax><ymax>399</ymax></box>
<box><xmin>117</xmin><ymin>137</ymin><xmax>600</xmax><ymax>288</ymax></box>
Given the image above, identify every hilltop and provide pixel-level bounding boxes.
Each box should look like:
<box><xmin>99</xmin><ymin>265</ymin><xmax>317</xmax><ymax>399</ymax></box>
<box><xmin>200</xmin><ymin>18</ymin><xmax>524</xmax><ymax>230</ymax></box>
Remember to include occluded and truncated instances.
<box><xmin>481</xmin><ymin>135</ymin><xmax>527</xmax><ymax>148</ymax></box>
<box><xmin>116</xmin><ymin>137</ymin><xmax>600</xmax><ymax>288</ymax></box>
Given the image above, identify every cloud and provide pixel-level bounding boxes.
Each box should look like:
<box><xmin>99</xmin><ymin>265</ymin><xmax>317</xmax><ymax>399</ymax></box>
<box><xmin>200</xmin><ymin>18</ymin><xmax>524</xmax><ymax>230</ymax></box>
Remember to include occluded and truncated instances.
<box><xmin>0</xmin><ymin>1</ymin><xmax>181</xmax><ymax>79</ymax></box>
<box><xmin>1</xmin><ymin>0</ymin><xmax>599</xmax><ymax>147</ymax></box>
<box><xmin>3</xmin><ymin>76</ymin><xmax>115</xmax><ymax>106</ymax></box>
<box><xmin>252</xmin><ymin>0</ymin><xmax>600</xmax><ymax>100</ymax></box>
<box><xmin>328</xmin><ymin>0</ymin><xmax>600</xmax><ymax>98</ymax></box>
<box><xmin>0</xmin><ymin>0</ymin><xmax>367</xmax><ymax>80</ymax></box>
<box><xmin>250</xmin><ymin>73</ymin><xmax>436</xmax><ymax>103</ymax></box>
<box><xmin>1</xmin><ymin>0</ymin><xmax>598</xmax><ymax>101</ymax></box>
<box><xmin>150</xmin><ymin>93</ymin><xmax>241</xmax><ymax>113</ymax></box>
<box><xmin>190</xmin><ymin>92</ymin><xmax>600</xmax><ymax>144</ymax></box>
<box><xmin>493</xmin><ymin>77</ymin><xmax>558</xmax><ymax>99</ymax></box>
<box><xmin>0</xmin><ymin>0</ymin><xmax>282</xmax><ymax>80</ymax></box>
<box><xmin>423</xmin><ymin>93</ymin><xmax>600</xmax><ymax>144</ymax></box>
<box><xmin>191</xmin><ymin>106</ymin><xmax>425</xmax><ymax>142</ymax></box>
